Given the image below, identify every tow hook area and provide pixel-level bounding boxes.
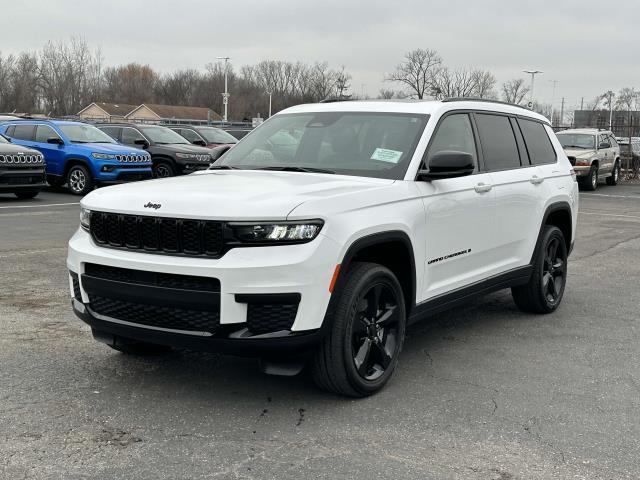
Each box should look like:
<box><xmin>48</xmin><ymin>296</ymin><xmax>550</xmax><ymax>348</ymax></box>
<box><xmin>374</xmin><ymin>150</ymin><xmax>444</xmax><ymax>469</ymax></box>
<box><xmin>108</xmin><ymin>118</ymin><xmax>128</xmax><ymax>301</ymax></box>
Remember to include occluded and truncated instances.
<box><xmin>259</xmin><ymin>357</ymin><xmax>306</xmax><ymax>376</ymax></box>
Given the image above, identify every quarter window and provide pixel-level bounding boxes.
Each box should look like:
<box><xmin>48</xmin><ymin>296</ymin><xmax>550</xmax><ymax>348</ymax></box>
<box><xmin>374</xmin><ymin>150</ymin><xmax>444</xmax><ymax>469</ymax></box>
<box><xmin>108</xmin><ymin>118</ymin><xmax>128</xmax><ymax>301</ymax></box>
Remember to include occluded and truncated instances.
<box><xmin>475</xmin><ymin>114</ymin><xmax>521</xmax><ymax>171</ymax></box>
<box><xmin>35</xmin><ymin>125</ymin><xmax>60</xmax><ymax>143</ymax></box>
<box><xmin>425</xmin><ymin>113</ymin><xmax>477</xmax><ymax>168</ymax></box>
<box><xmin>518</xmin><ymin>119</ymin><xmax>557</xmax><ymax>165</ymax></box>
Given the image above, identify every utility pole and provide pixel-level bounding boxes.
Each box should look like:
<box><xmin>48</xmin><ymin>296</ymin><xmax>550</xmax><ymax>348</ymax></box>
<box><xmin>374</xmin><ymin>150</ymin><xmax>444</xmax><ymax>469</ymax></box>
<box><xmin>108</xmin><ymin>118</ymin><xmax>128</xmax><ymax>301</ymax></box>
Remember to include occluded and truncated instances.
<box><xmin>217</xmin><ymin>56</ymin><xmax>231</xmax><ymax>123</ymax></box>
<box><xmin>523</xmin><ymin>70</ymin><xmax>543</xmax><ymax>109</ymax></box>
<box><xmin>267</xmin><ymin>91</ymin><xmax>273</xmax><ymax>118</ymax></box>
<box><xmin>580</xmin><ymin>97</ymin><xmax>584</xmax><ymax>110</ymax></box>
<box><xmin>603</xmin><ymin>90</ymin><xmax>615</xmax><ymax>130</ymax></box>
<box><xmin>560</xmin><ymin>97</ymin><xmax>565</xmax><ymax>127</ymax></box>
<box><xmin>549</xmin><ymin>80</ymin><xmax>559</xmax><ymax>126</ymax></box>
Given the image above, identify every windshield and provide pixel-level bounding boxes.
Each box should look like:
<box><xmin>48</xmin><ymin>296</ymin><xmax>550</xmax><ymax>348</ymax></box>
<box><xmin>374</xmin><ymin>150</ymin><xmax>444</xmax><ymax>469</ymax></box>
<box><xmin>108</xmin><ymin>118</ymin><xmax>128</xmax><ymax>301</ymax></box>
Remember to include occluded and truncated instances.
<box><xmin>58</xmin><ymin>124</ymin><xmax>116</xmax><ymax>144</ymax></box>
<box><xmin>140</xmin><ymin>126</ymin><xmax>190</xmax><ymax>144</ymax></box>
<box><xmin>218</xmin><ymin>112</ymin><xmax>429</xmax><ymax>179</ymax></box>
<box><xmin>198</xmin><ymin>127</ymin><xmax>238</xmax><ymax>144</ymax></box>
<box><xmin>557</xmin><ymin>133</ymin><xmax>595</xmax><ymax>149</ymax></box>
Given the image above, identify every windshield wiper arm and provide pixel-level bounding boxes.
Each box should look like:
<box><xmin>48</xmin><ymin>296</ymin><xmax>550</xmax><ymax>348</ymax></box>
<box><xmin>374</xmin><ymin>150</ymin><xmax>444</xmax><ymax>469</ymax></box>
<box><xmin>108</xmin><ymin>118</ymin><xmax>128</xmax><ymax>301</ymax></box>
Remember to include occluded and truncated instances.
<box><xmin>256</xmin><ymin>166</ymin><xmax>335</xmax><ymax>174</ymax></box>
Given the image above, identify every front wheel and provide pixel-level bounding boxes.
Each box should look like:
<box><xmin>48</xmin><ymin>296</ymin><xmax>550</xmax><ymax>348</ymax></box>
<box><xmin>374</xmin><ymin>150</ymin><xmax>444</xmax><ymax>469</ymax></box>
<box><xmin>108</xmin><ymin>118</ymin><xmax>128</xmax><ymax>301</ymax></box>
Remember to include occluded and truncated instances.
<box><xmin>311</xmin><ymin>262</ymin><xmax>406</xmax><ymax>397</ymax></box>
<box><xmin>512</xmin><ymin>225</ymin><xmax>568</xmax><ymax>314</ymax></box>
<box><xmin>582</xmin><ymin>165</ymin><xmax>598</xmax><ymax>191</ymax></box>
<box><xmin>66</xmin><ymin>164</ymin><xmax>94</xmax><ymax>195</ymax></box>
<box><xmin>606</xmin><ymin>161</ymin><xmax>620</xmax><ymax>186</ymax></box>
<box><xmin>153</xmin><ymin>160</ymin><xmax>176</xmax><ymax>178</ymax></box>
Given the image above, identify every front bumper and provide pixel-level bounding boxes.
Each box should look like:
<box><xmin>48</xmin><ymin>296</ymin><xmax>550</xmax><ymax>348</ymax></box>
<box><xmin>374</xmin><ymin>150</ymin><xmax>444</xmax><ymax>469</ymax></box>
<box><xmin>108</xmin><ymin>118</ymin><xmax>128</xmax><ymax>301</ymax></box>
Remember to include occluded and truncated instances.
<box><xmin>572</xmin><ymin>165</ymin><xmax>591</xmax><ymax>177</ymax></box>
<box><xmin>95</xmin><ymin>166</ymin><xmax>153</xmax><ymax>184</ymax></box>
<box><xmin>67</xmin><ymin>228</ymin><xmax>339</xmax><ymax>351</ymax></box>
<box><xmin>0</xmin><ymin>167</ymin><xmax>46</xmax><ymax>192</ymax></box>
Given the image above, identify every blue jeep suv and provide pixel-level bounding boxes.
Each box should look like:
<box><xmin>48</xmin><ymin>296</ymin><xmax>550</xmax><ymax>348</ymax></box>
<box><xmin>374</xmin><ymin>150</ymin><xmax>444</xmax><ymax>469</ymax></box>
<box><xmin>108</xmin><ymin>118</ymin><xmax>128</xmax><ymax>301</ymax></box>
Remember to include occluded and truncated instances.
<box><xmin>0</xmin><ymin>120</ymin><xmax>152</xmax><ymax>195</ymax></box>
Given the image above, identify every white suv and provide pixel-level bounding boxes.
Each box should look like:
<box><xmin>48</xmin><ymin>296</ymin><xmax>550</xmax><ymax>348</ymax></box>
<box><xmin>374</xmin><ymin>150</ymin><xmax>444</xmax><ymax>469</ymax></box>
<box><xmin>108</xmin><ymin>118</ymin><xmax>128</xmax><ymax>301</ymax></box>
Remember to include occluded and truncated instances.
<box><xmin>68</xmin><ymin>99</ymin><xmax>578</xmax><ymax>397</ymax></box>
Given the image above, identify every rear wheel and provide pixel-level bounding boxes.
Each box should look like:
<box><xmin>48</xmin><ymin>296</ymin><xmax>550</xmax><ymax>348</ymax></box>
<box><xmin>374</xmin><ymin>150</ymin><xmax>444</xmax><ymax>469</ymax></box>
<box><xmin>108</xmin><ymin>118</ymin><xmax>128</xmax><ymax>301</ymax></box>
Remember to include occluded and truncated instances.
<box><xmin>14</xmin><ymin>190</ymin><xmax>40</xmax><ymax>199</ymax></box>
<box><xmin>153</xmin><ymin>160</ymin><xmax>175</xmax><ymax>178</ymax></box>
<box><xmin>512</xmin><ymin>225</ymin><xmax>567</xmax><ymax>314</ymax></box>
<box><xmin>311</xmin><ymin>262</ymin><xmax>406</xmax><ymax>397</ymax></box>
<box><xmin>66</xmin><ymin>164</ymin><xmax>93</xmax><ymax>195</ymax></box>
<box><xmin>582</xmin><ymin>164</ymin><xmax>598</xmax><ymax>191</ymax></box>
<box><xmin>606</xmin><ymin>161</ymin><xmax>620</xmax><ymax>186</ymax></box>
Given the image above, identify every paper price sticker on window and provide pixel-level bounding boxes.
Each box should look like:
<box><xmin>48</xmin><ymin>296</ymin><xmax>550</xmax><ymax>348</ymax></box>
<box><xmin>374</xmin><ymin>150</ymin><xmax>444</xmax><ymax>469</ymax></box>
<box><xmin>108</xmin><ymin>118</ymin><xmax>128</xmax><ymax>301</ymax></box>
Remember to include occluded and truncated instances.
<box><xmin>371</xmin><ymin>148</ymin><xmax>403</xmax><ymax>163</ymax></box>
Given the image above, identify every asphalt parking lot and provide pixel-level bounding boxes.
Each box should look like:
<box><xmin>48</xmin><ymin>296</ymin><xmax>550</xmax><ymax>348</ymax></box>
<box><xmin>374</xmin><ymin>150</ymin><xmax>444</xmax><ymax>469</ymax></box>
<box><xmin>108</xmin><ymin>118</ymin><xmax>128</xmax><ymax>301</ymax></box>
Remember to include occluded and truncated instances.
<box><xmin>1</xmin><ymin>183</ymin><xmax>640</xmax><ymax>480</ymax></box>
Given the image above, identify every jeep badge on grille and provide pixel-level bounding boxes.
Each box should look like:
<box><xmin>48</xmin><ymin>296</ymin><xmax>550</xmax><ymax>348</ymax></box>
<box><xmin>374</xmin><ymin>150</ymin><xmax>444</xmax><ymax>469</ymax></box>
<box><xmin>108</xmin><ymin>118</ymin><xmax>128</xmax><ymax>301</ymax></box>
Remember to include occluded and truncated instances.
<box><xmin>144</xmin><ymin>202</ymin><xmax>161</xmax><ymax>210</ymax></box>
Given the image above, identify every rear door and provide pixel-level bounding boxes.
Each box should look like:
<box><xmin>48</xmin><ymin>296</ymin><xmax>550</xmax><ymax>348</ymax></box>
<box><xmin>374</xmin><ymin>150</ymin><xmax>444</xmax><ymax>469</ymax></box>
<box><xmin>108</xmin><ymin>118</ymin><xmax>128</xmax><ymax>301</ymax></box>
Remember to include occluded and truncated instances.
<box><xmin>6</xmin><ymin>124</ymin><xmax>36</xmax><ymax>148</ymax></box>
<box><xmin>597</xmin><ymin>133</ymin><xmax>613</xmax><ymax>173</ymax></box>
<box><xmin>474</xmin><ymin>112</ymin><xmax>544</xmax><ymax>272</ymax></box>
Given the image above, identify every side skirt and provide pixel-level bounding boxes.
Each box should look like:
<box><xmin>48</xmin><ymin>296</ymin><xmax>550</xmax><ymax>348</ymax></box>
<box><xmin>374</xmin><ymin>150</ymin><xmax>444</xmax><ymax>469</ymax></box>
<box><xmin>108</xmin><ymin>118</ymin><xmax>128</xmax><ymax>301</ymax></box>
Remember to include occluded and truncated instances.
<box><xmin>408</xmin><ymin>265</ymin><xmax>533</xmax><ymax>324</ymax></box>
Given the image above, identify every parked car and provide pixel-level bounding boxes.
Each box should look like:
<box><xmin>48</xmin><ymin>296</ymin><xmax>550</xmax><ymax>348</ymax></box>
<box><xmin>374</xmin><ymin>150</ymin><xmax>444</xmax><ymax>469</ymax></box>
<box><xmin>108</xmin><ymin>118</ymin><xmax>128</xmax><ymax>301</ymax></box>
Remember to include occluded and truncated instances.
<box><xmin>0</xmin><ymin>120</ymin><xmax>152</xmax><ymax>195</ymax></box>
<box><xmin>0</xmin><ymin>133</ymin><xmax>46</xmax><ymax>199</ymax></box>
<box><xmin>97</xmin><ymin>124</ymin><xmax>214</xmax><ymax>178</ymax></box>
<box><xmin>68</xmin><ymin>99</ymin><xmax>578</xmax><ymax>397</ymax></box>
<box><xmin>556</xmin><ymin>128</ymin><xmax>620</xmax><ymax>190</ymax></box>
<box><xmin>616</xmin><ymin>136</ymin><xmax>640</xmax><ymax>171</ymax></box>
<box><xmin>168</xmin><ymin>125</ymin><xmax>238</xmax><ymax>149</ymax></box>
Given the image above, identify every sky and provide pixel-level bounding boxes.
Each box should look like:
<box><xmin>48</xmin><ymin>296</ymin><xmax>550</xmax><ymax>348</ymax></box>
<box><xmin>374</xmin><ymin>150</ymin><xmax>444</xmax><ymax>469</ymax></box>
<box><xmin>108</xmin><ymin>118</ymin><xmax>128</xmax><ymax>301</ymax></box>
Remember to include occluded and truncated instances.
<box><xmin>3</xmin><ymin>0</ymin><xmax>640</xmax><ymax>113</ymax></box>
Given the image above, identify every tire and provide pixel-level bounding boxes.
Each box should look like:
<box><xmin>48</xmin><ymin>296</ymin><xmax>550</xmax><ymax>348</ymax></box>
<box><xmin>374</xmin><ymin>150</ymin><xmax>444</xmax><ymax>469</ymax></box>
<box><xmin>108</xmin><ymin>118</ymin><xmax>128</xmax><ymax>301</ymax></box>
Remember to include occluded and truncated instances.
<box><xmin>66</xmin><ymin>164</ymin><xmax>94</xmax><ymax>195</ymax></box>
<box><xmin>153</xmin><ymin>160</ymin><xmax>176</xmax><ymax>178</ymax></box>
<box><xmin>512</xmin><ymin>225</ymin><xmax>568</xmax><ymax>314</ymax></box>
<box><xmin>606</xmin><ymin>161</ymin><xmax>620</xmax><ymax>186</ymax></box>
<box><xmin>14</xmin><ymin>190</ymin><xmax>39</xmax><ymax>199</ymax></box>
<box><xmin>582</xmin><ymin>164</ymin><xmax>598</xmax><ymax>191</ymax></box>
<box><xmin>311</xmin><ymin>262</ymin><xmax>406</xmax><ymax>397</ymax></box>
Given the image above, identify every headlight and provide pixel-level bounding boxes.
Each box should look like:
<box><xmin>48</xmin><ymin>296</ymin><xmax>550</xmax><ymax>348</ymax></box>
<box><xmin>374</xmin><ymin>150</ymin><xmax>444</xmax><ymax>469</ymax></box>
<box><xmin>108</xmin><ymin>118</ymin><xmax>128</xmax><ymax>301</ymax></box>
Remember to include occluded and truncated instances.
<box><xmin>229</xmin><ymin>221</ymin><xmax>323</xmax><ymax>244</ymax></box>
<box><xmin>92</xmin><ymin>153</ymin><xmax>116</xmax><ymax>159</ymax></box>
<box><xmin>80</xmin><ymin>207</ymin><xmax>91</xmax><ymax>231</ymax></box>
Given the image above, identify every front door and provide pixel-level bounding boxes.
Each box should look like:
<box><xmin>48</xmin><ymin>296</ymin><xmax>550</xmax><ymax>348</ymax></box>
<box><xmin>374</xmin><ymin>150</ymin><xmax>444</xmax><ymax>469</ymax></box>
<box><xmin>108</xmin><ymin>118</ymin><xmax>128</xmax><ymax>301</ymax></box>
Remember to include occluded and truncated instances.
<box><xmin>33</xmin><ymin>125</ymin><xmax>66</xmax><ymax>176</ymax></box>
<box><xmin>415</xmin><ymin>112</ymin><xmax>496</xmax><ymax>300</ymax></box>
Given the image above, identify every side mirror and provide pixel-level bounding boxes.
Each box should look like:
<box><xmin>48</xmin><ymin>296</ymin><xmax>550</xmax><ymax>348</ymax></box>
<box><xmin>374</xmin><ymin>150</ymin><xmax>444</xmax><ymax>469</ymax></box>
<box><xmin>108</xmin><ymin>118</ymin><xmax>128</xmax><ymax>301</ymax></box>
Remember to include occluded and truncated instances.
<box><xmin>47</xmin><ymin>137</ymin><xmax>64</xmax><ymax>145</ymax></box>
<box><xmin>193</xmin><ymin>140</ymin><xmax>207</xmax><ymax>147</ymax></box>
<box><xmin>209</xmin><ymin>145</ymin><xmax>232</xmax><ymax>162</ymax></box>
<box><xmin>134</xmin><ymin>139</ymin><xmax>150</xmax><ymax>149</ymax></box>
<box><xmin>598</xmin><ymin>142</ymin><xmax>610</xmax><ymax>149</ymax></box>
<box><xmin>417</xmin><ymin>151</ymin><xmax>475</xmax><ymax>181</ymax></box>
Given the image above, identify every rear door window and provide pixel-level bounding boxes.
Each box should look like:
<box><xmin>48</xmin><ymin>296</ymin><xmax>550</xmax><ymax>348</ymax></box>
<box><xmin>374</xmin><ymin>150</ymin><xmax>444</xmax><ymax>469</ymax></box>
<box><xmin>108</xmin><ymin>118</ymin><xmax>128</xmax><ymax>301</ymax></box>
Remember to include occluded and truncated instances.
<box><xmin>518</xmin><ymin>119</ymin><xmax>557</xmax><ymax>165</ymax></box>
<box><xmin>474</xmin><ymin>114</ymin><xmax>521</xmax><ymax>171</ymax></box>
<box><xmin>12</xmin><ymin>124</ymin><xmax>35</xmax><ymax>141</ymax></box>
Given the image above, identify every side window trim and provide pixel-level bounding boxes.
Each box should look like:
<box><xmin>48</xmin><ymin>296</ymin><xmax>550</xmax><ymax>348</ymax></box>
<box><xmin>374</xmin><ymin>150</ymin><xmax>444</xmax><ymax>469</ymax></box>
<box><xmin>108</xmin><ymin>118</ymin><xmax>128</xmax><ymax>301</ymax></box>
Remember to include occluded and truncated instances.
<box><xmin>418</xmin><ymin>110</ymin><xmax>482</xmax><ymax>176</ymax></box>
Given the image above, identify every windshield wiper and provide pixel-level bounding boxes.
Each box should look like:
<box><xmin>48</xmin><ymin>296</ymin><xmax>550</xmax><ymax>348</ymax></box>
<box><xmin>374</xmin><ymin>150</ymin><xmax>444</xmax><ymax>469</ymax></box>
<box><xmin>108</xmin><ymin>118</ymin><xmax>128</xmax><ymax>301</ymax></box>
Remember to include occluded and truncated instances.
<box><xmin>563</xmin><ymin>145</ymin><xmax>589</xmax><ymax>149</ymax></box>
<box><xmin>255</xmin><ymin>166</ymin><xmax>335</xmax><ymax>174</ymax></box>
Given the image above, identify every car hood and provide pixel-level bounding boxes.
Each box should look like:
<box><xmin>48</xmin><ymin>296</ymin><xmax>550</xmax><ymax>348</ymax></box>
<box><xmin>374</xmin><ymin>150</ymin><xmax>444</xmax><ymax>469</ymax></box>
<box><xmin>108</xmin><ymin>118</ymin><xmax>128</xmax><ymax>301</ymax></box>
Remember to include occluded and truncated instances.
<box><xmin>0</xmin><ymin>143</ymin><xmax>41</xmax><ymax>155</ymax></box>
<box><xmin>80</xmin><ymin>143</ymin><xmax>146</xmax><ymax>154</ymax></box>
<box><xmin>81</xmin><ymin>170</ymin><xmax>395</xmax><ymax>220</ymax></box>
<box><xmin>563</xmin><ymin>148</ymin><xmax>595</xmax><ymax>159</ymax></box>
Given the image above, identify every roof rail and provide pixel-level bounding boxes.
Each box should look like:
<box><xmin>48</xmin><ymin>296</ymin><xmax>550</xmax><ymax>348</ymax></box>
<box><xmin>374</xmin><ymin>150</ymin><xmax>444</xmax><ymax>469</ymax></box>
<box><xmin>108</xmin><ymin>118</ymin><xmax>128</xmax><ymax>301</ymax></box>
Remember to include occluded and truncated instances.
<box><xmin>319</xmin><ymin>98</ymin><xmax>354</xmax><ymax>103</ymax></box>
<box><xmin>442</xmin><ymin>97</ymin><xmax>530</xmax><ymax>110</ymax></box>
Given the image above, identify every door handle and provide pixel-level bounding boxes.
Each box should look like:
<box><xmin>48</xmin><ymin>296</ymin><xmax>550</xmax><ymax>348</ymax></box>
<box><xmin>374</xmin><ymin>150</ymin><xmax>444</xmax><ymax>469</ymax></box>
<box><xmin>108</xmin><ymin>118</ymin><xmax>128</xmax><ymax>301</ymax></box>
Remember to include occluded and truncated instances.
<box><xmin>530</xmin><ymin>175</ymin><xmax>544</xmax><ymax>185</ymax></box>
<box><xmin>474</xmin><ymin>182</ymin><xmax>493</xmax><ymax>193</ymax></box>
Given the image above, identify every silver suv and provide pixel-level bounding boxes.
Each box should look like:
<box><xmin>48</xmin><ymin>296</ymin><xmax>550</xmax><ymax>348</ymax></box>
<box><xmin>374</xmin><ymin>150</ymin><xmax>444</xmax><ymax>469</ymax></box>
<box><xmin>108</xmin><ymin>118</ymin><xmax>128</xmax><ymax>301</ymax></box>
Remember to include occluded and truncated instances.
<box><xmin>556</xmin><ymin>128</ymin><xmax>620</xmax><ymax>190</ymax></box>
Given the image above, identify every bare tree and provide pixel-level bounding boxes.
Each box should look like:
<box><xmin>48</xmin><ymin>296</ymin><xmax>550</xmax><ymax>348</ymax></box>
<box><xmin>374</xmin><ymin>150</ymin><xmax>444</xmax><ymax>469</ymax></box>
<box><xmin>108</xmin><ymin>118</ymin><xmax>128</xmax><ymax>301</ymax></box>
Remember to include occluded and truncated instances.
<box><xmin>334</xmin><ymin>66</ymin><xmax>351</xmax><ymax>99</ymax></box>
<box><xmin>102</xmin><ymin>63</ymin><xmax>158</xmax><ymax>105</ymax></box>
<box><xmin>501</xmin><ymin>78</ymin><xmax>530</xmax><ymax>105</ymax></box>
<box><xmin>431</xmin><ymin>67</ymin><xmax>478</xmax><ymax>99</ymax></box>
<box><xmin>385</xmin><ymin>48</ymin><xmax>442</xmax><ymax>99</ymax></box>
<box><xmin>471</xmin><ymin>69</ymin><xmax>497</xmax><ymax>99</ymax></box>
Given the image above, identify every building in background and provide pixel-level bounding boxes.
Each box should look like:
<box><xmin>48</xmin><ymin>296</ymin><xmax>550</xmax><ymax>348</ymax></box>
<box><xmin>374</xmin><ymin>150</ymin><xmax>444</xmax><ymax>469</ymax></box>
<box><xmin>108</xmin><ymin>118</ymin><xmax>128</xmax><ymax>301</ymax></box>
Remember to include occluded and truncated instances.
<box><xmin>124</xmin><ymin>104</ymin><xmax>221</xmax><ymax>125</ymax></box>
<box><xmin>77</xmin><ymin>102</ymin><xmax>136</xmax><ymax>122</ymax></box>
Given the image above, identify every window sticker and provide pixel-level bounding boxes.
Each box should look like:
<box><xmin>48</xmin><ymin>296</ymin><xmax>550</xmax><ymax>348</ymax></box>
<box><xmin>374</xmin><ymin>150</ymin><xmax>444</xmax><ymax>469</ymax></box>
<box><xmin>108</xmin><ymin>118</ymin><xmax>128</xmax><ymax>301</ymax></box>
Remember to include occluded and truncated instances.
<box><xmin>371</xmin><ymin>148</ymin><xmax>403</xmax><ymax>163</ymax></box>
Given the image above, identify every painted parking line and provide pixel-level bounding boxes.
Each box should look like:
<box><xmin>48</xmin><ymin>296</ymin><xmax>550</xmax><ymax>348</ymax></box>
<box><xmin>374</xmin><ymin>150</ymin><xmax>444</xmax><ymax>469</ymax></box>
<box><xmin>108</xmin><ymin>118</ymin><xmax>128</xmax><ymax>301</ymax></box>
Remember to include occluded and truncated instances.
<box><xmin>0</xmin><ymin>202</ymin><xmax>80</xmax><ymax>210</ymax></box>
<box><xmin>580</xmin><ymin>193</ymin><xmax>640</xmax><ymax>199</ymax></box>
<box><xmin>579</xmin><ymin>211</ymin><xmax>640</xmax><ymax>219</ymax></box>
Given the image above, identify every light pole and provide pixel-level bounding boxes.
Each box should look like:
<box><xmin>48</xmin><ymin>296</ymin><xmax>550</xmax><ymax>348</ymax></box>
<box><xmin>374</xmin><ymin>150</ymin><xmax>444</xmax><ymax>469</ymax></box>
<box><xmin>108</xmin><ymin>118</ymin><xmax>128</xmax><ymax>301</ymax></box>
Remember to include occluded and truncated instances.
<box><xmin>603</xmin><ymin>90</ymin><xmax>615</xmax><ymax>130</ymax></box>
<box><xmin>267</xmin><ymin>91</ymin><xmax>273</xmax><ymax>118</ymax></box>
<box><xmin>549</xmin><ymin>79</ymin><xmax>558</xmax><ymax>125</ymax></box>
<box><xmin>217</xmin><ymin>56</ymin><xmax>230</xmax><ymax>123</ymax></box>
<box><xmin>523</xmin><ymin>70</ymin><xmax>543</xmax><ymax>109</ymax></box>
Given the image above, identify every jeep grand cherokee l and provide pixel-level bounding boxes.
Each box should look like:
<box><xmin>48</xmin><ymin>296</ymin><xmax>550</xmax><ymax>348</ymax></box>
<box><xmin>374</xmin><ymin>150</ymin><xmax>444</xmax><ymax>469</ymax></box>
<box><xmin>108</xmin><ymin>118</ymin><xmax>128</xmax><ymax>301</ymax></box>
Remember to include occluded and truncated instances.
<box><xmin>68</xmin><ymin>99</ymin><xmax>578</xmax><ymax>397</ymax></box>
<box><xmin>97</xmin><ymin>124</ymin><xmax>214</xmax><ymax>178</ymax></box>
<box><xmin>0</xmin><ymin>133</ymin><xmax>46</xmax><ymax>199</ymax></box>
<box><xmin>0</xmin><ymin>120</ymin><xmax>152</xmax><ymax>195</ymax></box>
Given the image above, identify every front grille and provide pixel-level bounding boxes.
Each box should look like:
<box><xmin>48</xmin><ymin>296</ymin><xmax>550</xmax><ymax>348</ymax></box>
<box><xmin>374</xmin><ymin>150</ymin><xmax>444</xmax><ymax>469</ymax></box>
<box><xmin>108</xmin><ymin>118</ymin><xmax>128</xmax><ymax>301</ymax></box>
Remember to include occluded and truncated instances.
<box><xmin>84</xmin><ymin>263</ymin><xmax>220</xmax><ymax>292</ymax></box>
<box><xmin>89</xmin><ymin>295</ymin><xmax>220</xmax><ymax>333</ymax></box>
<box><xmin>0</xmin><ymin>174</ymin><xmax>45</xmax><ymax>185</ymax></box>
<box><xmin>0</xmin><ymin>154</ymin><xmax>44</xmax><ymax>165</ymax></box>
<box><xmin>247</xmin><ymin>303</ymin><xmax>298</xmax><ymax>334</ymax></box>
<box><xmin>90</xmin><ymin>212</ymin><xmax>225</xmax><ymax>257</ymax></box>
<box><xmin>115</xmin><ymin>154</ymin><xmax>150</xmax><ymax>163</ymax></box>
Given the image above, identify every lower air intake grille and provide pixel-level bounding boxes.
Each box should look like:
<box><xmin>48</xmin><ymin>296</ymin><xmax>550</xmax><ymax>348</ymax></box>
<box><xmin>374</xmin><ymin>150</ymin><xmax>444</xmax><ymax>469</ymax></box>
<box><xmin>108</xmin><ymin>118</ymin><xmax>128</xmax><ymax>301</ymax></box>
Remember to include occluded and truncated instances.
<box><xmin>89</xmin><ymin>295</ymin><xmax>220</xmax><ymax>333</ymax></box>
<box><xmin>246</xmin><ymin>303</ymin><xmax>298</xmax><ymax>334</ymax></box>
